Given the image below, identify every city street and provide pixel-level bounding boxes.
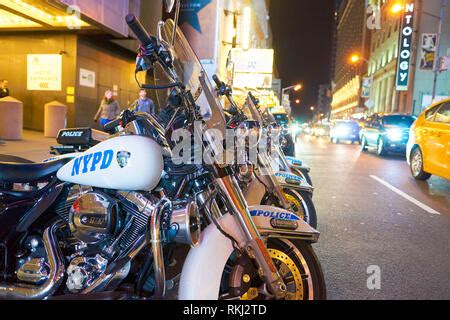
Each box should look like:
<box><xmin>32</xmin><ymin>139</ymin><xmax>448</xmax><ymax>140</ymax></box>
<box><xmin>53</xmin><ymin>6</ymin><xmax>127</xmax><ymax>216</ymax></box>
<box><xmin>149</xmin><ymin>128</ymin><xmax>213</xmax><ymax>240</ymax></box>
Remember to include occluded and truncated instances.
<box><xmin>297</xmin><ymin>134</ymin><xmax>450</xmax><ymax>300</ymax></box>
<box><xmin>2</xmin><ymin>132</ymin><xmax>448</xmax><ymax>300</ymax></box>
<box><xmin>0</xmin><ymin>0</ymin><xmax>449</xmax><ymax>303</ymax></box>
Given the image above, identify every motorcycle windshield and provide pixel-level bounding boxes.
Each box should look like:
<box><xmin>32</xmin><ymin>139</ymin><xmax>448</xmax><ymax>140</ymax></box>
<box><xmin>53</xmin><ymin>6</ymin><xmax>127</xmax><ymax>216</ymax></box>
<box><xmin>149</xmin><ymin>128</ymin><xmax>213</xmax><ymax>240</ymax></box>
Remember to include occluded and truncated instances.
<box><xmin>161</xmin><ymin>19</ymin><xmax>226</xmax><ymax>134</ymax></box>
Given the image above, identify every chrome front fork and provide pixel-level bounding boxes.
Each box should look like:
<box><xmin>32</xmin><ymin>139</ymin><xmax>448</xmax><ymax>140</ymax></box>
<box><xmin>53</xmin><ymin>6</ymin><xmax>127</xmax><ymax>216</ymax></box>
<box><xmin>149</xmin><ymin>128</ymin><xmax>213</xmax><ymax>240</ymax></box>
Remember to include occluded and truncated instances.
<box><xmin>215</xmin><ymin>174</ymin><xmax>287</xmax><ymax>299</ymax></box>
<box><xmin>256</xmin><ymin>153</ymin><xmax>291</xmax><ymax>209</ymax></box>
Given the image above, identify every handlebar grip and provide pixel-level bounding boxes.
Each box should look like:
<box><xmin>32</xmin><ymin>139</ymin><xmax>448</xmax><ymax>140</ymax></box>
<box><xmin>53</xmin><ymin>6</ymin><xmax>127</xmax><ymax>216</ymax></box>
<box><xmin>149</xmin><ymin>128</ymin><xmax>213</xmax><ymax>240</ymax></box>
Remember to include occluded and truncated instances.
<box><xmin>212</xmin><ymin>74</ymin><xmax>222</xmax><ymax>88</ymax></box>
<box><xmin>126</xmin><ymin>14</ymin><xmax>153</xmax><ymax>47</ymax></box>
<box><xmin>103</xmin><ymin>118</ymin><xmax>121</xmax><ymax>134</ymax></box>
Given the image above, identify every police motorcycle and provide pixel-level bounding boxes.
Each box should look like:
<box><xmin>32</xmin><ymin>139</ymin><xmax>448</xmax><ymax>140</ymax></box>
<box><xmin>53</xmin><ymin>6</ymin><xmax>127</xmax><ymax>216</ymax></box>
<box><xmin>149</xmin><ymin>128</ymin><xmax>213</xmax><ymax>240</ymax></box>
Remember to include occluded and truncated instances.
<box><xmin>0</xmin><ymin>6</ymin><xmax>326</xmax><ymax>301</ymax></box>
<box><xmin>211</xmin><ymin>77</ymin><xmax>317</xmax><ymax>229</ymax></box>
<box><xmin>246</xmin><ymin>92</ymin><xmax>314</xmax><ymax>187</ymax></box>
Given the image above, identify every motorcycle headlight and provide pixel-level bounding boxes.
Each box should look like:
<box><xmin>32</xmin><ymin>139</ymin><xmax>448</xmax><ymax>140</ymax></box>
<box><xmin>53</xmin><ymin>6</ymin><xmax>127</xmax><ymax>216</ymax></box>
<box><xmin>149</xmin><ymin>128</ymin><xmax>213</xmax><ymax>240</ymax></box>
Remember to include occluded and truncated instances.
<box><xmin>386</xmin><ymin>128</ymin><xmax>403</xmax><ymax>141</ymax></box>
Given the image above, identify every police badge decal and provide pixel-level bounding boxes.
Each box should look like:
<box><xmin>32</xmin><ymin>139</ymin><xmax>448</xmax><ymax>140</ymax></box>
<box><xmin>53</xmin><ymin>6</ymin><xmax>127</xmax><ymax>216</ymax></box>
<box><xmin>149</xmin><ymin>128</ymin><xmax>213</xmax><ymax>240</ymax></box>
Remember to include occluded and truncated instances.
<box><xmin>117</xmin><ymin>151</ymin><xmax>131</xmax><ymax>168</ymax></box>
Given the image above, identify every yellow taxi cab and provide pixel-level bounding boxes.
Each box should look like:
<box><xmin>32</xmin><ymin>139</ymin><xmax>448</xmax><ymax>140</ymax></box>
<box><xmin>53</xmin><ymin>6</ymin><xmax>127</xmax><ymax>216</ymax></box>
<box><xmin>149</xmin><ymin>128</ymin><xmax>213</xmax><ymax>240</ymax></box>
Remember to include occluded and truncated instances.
<box><xmin>407</xmin><ymin>98</ymin><xmax>450</xmax><ymax>180</ymax></box>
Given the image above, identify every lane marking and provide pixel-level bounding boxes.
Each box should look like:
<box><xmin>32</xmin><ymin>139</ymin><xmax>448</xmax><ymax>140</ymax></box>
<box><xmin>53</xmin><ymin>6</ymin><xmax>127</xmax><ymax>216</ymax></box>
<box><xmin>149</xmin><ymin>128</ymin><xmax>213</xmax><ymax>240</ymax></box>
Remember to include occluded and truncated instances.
<box><xmin>369</xmin><ymin>175</ymin><xmax>441</xmax><ymax>215</ymax></box>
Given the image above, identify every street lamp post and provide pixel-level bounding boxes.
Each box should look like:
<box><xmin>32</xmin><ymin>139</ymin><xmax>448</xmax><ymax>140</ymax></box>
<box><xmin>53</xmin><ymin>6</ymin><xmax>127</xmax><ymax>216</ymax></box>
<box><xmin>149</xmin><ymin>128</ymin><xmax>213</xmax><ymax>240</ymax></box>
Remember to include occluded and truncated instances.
<box><xmin>281</xmin><ymin>84</ymin><xmax>302</xmax><ymax>114</ymax></box>
<box><xmin>281</xmin><ymin>84</ymin><xmax>302</xmax><ymax>97</ymax></box>
<box><xmin>432</xmin><ymin>0</ymin><xmax>447</xmax><ymax>102</ymax></box>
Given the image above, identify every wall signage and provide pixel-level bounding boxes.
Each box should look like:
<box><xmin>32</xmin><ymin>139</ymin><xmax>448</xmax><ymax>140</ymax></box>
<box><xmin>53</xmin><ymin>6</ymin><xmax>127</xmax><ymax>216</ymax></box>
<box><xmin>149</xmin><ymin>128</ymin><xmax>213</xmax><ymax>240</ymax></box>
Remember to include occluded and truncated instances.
<box><xmin>420</xmin><ymin>33</ymin><xmax>437</xmax><ymax>70</ymax></box>
<box><xmin>27</xmin><ymin>54</ymin><xmax>62</xmax><ymax>91</ymax></box>
<box><xmin>396</xmin><ymin>2</ymin><xmax>416</xmax><ymax>91</ymax></box>
<box><xmin>80</xmin><ymin>68</ymin><xmax>96</xmax><ymax>88</ymax></box>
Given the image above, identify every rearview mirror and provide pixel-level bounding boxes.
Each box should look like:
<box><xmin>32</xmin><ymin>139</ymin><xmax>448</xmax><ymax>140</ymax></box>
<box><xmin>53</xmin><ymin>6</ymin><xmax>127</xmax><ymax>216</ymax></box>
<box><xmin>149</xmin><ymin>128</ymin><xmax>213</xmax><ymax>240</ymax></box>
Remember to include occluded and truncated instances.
<box><xmin>164</xmin><ymin>0</ymin><xmax>176</xmax><ymax>13</ymax></box>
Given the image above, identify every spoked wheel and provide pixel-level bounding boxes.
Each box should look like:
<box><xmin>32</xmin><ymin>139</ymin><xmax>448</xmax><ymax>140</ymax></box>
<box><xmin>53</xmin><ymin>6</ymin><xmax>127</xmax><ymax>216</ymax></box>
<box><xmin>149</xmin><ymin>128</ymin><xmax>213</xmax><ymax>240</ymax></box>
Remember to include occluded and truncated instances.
<box><xmin>219</xmin><ymin>239</ymin><xmax>326</xmax><ymax>300</ymax></box>
<box><xmin>284</xmin><ymin>189</ymin><xmax>317</xmax><ymax>229</ymax></box>
<box><xmin>410</xmin><ymin>147</ymin><xmax>431</xmax><ymax>181</ymax></box>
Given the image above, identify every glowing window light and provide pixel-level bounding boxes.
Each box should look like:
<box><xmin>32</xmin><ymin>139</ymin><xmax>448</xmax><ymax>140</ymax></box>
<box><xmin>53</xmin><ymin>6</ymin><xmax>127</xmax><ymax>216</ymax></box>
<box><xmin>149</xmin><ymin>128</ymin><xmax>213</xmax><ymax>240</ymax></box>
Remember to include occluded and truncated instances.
<box><xmin>0</xmin><ymin>9</ymin><xmax>40</xmax><ymax>28</ymax></box>
<box><xmin>3</xmin><ymin>0</ymin><xmax>89</xmax><ymax>28</ymax></box>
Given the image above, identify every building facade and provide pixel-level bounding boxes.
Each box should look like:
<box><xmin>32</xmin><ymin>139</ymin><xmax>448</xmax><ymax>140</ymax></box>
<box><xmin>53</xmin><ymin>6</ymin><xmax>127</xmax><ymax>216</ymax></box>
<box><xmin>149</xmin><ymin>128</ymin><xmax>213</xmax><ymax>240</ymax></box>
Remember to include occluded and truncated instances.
<box><xmin>331</xmin><ymin>0</ymin><xmax>370</xmax><ymax>119</ymax></box>
<box><xmin>332</xmin><ymin>0</ymin><xmax>450</xmax><ymax>118</ymax></box>
<box><xmin>178</xmin><ymin>0</ymin><xmax>274</xmax><ymax>96</ymax></box>
<box><xmin>366</xmin><ymin>0</ymin><xmax>402</xmax><ymax>115</ymax></box>
<box><xmin>410</xmin><ymin>0</ymin><xmax>450</xmax><ymax>115</ymax></box>
<box><xmin>0</xmin><ymin>0</ymin><xmax>162</xmax><ymax>130</ymax></box>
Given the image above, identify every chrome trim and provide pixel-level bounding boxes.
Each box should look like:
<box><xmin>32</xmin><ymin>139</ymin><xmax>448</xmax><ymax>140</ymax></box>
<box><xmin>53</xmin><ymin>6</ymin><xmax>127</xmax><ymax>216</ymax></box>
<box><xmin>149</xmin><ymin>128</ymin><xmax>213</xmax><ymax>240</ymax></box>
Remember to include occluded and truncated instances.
<box><xmin>0</xmin><ymin>221</ymin><xmax>65</xmax><ymax>300</ymax></box>
<box><xmin>150</xmin><ymin>198</ymin><xmax>172</xmax><ymax>299</ymax></box>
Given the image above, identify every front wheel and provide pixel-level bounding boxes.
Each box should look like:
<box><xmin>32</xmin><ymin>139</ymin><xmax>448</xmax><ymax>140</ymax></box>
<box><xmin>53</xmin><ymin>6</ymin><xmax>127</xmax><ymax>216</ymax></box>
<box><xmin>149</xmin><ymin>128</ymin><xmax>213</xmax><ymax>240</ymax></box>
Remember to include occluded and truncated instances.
<box><xmin>262</xmin><ymin>189</ymin><xmax>317</xmax><ymax>229</ymax></box>
<box><xmin>377</xmin><ymin>138</ymin><xmax>387</xmax><ymax>156</ymax></box>
<box><xmin>219</xmin><ymin>239</ymin><xmax>326</xmax><ymax>300</ymax></box>
<box><xmin>300</xmin><ymin>169</ymin><xmax>313</xmax><ymax>187</ymax></box>
<box><xmin>291</xmin><ymin>167</ymin><xmax>313</xmax><ymax>187</ymax></box>
<box><xmin>284</xmin><ymin>189</ymin><xmax>317</xmax><ymax>229</ymax></box>
<box><xmin>361</xmin><ymin>136</ymin><xmax>368</xmax><ymax>151</ymax></box>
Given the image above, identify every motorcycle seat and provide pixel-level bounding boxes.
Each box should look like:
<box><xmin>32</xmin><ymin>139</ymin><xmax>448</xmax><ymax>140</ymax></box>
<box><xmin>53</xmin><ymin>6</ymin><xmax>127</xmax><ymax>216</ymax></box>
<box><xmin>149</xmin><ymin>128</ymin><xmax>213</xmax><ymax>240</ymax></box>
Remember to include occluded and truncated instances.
<box><xmin>0</xmin><ymin>158</ymin><xmax>71</xmax><ymax>183</ymax></box>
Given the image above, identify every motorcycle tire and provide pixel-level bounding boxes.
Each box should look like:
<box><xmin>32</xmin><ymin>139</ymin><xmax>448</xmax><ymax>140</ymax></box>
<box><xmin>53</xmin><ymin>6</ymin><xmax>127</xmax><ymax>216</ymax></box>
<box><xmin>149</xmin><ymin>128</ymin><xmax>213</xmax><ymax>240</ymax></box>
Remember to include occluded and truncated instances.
<box><xmin>262</xmin><ymin>189</ymin><xmax>317</xmax><ymax>229</ymax></box>
<box><xmin>219</xmin><ymin>238</ymin><xmax>327</xmax><ymax>300</ymax></box>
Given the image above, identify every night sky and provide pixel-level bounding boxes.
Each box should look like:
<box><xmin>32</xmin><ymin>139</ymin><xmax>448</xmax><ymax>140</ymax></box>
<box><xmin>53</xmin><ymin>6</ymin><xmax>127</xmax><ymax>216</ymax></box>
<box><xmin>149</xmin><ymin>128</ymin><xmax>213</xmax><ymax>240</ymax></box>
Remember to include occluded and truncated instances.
<box><xmin>270</xmin><ymin>0</ymin><xmax>334</xmax><ymax>121</ymax></box>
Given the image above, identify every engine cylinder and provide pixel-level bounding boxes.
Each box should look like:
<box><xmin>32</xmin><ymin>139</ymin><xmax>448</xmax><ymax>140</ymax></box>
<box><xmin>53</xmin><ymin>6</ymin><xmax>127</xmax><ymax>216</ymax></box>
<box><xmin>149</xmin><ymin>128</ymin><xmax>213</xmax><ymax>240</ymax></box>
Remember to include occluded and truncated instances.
<box><xmin>69</xmin><ymin>192</ymin><xmax>119</xmax><ymax>244</ymax></box>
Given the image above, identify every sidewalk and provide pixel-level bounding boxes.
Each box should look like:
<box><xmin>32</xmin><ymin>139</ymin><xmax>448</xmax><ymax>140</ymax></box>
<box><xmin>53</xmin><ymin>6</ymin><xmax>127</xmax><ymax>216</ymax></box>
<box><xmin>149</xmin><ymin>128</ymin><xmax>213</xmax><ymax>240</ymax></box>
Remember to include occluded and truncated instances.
<box><xmin>0</xmin><ymin>131</ymin><xmax>55</xmax><ymax>162</ymax></box>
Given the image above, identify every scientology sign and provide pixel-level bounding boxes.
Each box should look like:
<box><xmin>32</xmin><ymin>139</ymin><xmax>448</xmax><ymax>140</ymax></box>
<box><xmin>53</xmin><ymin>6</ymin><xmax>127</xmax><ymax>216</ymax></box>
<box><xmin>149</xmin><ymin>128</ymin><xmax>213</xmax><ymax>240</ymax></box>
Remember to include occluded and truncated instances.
<box><xmin>396</xmin><ymin>2</ymin><xmax>416</xmax><ymax>91</ymax></box>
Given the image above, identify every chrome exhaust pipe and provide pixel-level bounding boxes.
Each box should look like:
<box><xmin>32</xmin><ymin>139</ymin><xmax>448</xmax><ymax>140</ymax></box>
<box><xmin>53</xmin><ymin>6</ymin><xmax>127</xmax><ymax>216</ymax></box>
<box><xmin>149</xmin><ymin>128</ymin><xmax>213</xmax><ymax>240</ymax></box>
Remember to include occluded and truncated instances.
<box><xmin>150</xmin><ymin>198</ymin><xmax>171</xmax><ymax>299</ymax></box>
<box><xmin>0</xmin><ymin>222</ymin><xmax>65</xmax><ymax>300</ymax></box>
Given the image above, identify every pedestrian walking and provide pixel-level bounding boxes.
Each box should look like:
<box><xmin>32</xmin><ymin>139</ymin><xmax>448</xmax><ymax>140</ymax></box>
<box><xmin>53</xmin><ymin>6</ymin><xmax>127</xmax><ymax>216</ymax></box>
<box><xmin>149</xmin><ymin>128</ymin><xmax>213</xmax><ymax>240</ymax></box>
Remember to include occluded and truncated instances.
<box><xmin>131</xmin><ymin>89</ymin><xmax>156</xmax><ymax>115</ymax></box>
<box><xmin>0</xmin><ymin>80</ymin><xmax>10</xmax><ymax>99</ymax></box>
<box><xmin>94</xmin><ymin>90</ymin><xmax>121</xmax><ymax>127</ymax></box>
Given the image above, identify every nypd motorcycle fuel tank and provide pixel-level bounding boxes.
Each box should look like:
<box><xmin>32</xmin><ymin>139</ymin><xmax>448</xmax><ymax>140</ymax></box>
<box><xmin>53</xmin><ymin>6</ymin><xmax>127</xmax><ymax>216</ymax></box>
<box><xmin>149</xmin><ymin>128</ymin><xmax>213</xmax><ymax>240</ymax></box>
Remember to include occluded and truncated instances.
<box><xmin>57</xmin><ymin>135</ymin><xmax>164</xmax><ymax>191</ymax></box>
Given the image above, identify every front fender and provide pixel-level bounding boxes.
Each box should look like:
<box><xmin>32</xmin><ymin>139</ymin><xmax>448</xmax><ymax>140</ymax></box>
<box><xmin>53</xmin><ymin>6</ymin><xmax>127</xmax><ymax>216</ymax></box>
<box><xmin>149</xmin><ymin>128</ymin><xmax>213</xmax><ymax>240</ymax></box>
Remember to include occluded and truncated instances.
<box><xmin>275</xmin><ymin>171</ymin><xmax>314</xmax><ymax>193</ymax></box>
<box><xmin>285</xmin><ymin>156</ymin><xmax>311</xmax><ymax>172</ymax></box>
<box><xmin>178</xmin><ymin>206</ymin><xmax>319</xmax><ymax>300</ymax></box>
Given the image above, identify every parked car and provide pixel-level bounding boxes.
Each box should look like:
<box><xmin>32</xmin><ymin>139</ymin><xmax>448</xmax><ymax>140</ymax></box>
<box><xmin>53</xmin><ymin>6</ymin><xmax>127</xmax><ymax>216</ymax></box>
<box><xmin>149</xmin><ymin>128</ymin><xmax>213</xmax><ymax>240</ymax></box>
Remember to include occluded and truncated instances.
<box><xmin>360</xmin><ymin>113</ymin><xmax>416</xmax><ymax>156</ymax></box>
<box><xmin>312</xmin><ymin>123</ymin><xmax>330</xmax><ymax>137</ymax></box>
<box><xmin>407</xmin><ymin>99</ymin><xmax>450</xmax><ymax>180</ymax></box>
<box><xmin>302</xmin><ymin>124</ymin><xmax>312</xmax><ymax>135</ymax></box>
<box><xmin>330</xmin><ymin>120</ymin><xmax>361</xmax><ymax>144</ymax></box>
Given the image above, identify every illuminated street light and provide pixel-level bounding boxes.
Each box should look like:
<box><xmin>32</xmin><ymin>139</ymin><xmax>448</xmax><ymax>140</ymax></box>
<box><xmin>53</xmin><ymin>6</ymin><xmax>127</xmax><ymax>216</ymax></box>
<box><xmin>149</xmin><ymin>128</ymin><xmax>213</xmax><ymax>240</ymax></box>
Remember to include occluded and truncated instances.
<box><xmin>310</xmin><ymin>106</ymin><xmax>315</xmax><ymax>111</ymax></box>
<box><xmin>282</xmin><ymin>84</ymin><xmax>303</xmax><ymax>96</ymax></box>
<box><xmin>391</xmin><ymin>3</ymin><xmax>404</xmax><ymax>14</ymax></box>
<box><xmin>349</xmin><ymin>53</ymin><xmax>369</xmax><ymax>65</ymax></box>
<box><xmin>350</xmin><ymin>54</ymin><xmax>360</xmax><ymax>63</ymax></box>
<box><xmin>295</xmin><ymin>99</ymin><xmax>301</xmax><ymax>104</ymax></box>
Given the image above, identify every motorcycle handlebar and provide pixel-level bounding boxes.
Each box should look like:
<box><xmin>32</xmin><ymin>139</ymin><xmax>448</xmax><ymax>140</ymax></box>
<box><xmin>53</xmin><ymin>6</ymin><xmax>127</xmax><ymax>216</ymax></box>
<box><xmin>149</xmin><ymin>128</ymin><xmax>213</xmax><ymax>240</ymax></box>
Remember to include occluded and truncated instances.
<box><xmin>103</xmin><ymin>118</ymin><xmax>122</xmax><ymax>134</ymax></box>
<box><xmin>212</xmin><ymin>74</ymin><xmax>222</xmax><ymax>88</ymax></box>
<box><xmin>126</xmin><ymin>14</ymin><xmax>154</xmax><ymax>47</ymax></box>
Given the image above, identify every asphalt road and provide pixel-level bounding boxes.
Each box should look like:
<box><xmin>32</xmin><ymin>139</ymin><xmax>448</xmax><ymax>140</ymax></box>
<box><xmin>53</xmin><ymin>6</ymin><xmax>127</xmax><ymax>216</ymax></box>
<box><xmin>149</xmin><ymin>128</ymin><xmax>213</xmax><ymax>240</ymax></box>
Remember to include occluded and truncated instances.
<box><xmin>297</xmin><ymin>134</ymin><xmax>450</xmax><ymax>300</ymax></box>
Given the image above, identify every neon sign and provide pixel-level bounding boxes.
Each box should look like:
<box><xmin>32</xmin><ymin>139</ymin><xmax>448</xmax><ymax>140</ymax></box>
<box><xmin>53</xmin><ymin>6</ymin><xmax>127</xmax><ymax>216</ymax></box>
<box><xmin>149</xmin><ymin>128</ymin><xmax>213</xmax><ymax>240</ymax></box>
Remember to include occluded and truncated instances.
<box><xmin>396</xmin><ymin>2</ymin><xmax>416</xmax><ymax>91</ymax></box>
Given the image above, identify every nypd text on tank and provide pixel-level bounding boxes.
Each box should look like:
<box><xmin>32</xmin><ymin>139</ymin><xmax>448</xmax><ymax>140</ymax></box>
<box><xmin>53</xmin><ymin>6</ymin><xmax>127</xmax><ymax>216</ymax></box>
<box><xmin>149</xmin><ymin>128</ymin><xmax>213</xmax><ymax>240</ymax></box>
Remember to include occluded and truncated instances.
<box><xmin>71</xmin><ymin>150</ymin><xmax>114</xmax><ymax>176</ymax></box>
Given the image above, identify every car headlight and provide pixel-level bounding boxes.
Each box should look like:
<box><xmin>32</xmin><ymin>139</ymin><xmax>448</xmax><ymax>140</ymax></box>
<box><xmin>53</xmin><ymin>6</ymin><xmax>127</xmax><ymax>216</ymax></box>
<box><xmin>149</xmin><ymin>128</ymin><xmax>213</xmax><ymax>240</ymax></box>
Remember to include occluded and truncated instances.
<box><xmin>386</xmin><ymin>128</ymin><xmax>403</xmax><ymax>141</ymax></box>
